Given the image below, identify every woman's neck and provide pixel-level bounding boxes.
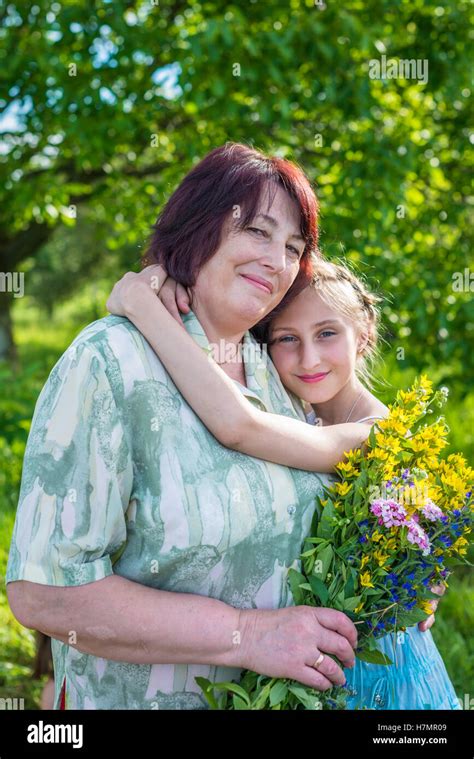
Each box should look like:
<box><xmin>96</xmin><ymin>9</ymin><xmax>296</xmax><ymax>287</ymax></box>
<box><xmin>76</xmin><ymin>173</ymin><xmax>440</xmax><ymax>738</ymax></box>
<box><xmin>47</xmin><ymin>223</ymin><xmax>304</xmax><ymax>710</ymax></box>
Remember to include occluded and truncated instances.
<box><xmin>192</xmin><ymin>304</ymin><xmax>248</xmax><ymax>386</ymax></box>
<box><xmin>311</xmin><ymin>377</ymin><xmax>371</xmax><ymax>426</ymax></box>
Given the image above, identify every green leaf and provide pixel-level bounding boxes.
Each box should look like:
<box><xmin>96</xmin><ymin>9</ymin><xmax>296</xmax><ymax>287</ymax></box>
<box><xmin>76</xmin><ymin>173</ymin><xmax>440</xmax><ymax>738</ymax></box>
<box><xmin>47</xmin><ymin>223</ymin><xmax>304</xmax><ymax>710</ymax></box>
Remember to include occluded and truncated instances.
<box><xmin>309</xmin><ymin>575</ymin><xmax>329</xmax><ymax>605</ymax></box>
<box><xmin>357</xmin><ymin>649</ymin><xmax>393</xmax><ymax>665</ymax></box>
<box><xmin>314</xmin><ymin>544</ymin><xmax>334</xmax><ymax>581</ymax></box>
<box><xmin>287</xmin><ymin>569</ymin><xmax>306</xmax><ymax>605</ymax></box>
<box><xmin>343</xmin><ymin>595</ymin><xmax>362</xmax><ymax>612</ymax></box>
<box><xmin>269</xmin><ymin>680</ymin><xmax>288</xmax><ymax>706</ymax></box>
<box><xmin>194</xmin><ymin>677</ymin><xmax>220</xmax><ymax>709</ymax></box>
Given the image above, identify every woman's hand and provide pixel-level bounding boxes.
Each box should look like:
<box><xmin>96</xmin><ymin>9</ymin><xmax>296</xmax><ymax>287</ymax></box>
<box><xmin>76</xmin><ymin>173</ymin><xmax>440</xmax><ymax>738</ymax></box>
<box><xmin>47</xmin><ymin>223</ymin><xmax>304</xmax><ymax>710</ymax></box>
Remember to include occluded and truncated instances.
<box><xmin>236</xmin><ymin>605</ymin><xmax>357</xmax><ymax>691</ymax></box>
<box><xmin>418</xmin><ymin>582</ymin><xmax>446</xmax><ymax>632</ymax></box>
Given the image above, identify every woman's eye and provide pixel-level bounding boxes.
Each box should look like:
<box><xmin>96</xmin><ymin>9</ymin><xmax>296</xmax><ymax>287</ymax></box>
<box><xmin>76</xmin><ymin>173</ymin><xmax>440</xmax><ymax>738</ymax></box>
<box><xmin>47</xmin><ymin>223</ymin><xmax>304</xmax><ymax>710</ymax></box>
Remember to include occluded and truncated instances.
<box><xmin>320</xmin><ymin>331</ymin><xmax>336</xmax><ymax>338</ymax></box>
<box><xmin>287</xmin><ymin>245</ymin><xmax>301</xmax><ymax>258</ymax></box>
<box><xmin>248</xmin><ymin>227</ymin><xmax>267</xmax><ymax>237</ymax></box>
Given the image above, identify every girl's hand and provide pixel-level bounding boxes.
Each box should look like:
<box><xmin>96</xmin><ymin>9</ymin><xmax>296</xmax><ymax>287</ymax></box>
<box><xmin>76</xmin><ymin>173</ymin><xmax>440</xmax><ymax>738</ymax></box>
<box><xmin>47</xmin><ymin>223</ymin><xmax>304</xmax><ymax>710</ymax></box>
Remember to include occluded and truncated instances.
<box><xmin>418</xmin><ymin>582</ymin><xmax>446</xmax><ymax>632</ymax></box>
<box><xmin>158</xmin><ymin>274</ymin><xmax>192</xmax><ymax>328</ymax></box>
<box><xmin>106</xmin><ymin>265</ymin><xmax>168</xmax><ymax>318</ymax></box>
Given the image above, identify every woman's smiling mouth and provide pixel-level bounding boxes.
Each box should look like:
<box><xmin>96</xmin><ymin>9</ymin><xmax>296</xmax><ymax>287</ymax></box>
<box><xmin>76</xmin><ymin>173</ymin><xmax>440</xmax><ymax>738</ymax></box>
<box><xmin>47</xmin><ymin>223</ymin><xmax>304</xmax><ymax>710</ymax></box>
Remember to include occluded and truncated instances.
<box><xmin>240</xmin><ymin>274</ymin><xmax>273</xmax><ymax>294</ymax></box>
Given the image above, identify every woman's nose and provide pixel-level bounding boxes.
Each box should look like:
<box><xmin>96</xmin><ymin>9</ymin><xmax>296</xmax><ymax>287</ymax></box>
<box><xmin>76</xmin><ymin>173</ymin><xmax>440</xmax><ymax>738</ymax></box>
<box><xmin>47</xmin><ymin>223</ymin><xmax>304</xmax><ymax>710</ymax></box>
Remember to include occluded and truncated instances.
<box><xmin>259</xmin><ymin>242</ymin><xmax>290</xmax><ymax>274</ymax></box>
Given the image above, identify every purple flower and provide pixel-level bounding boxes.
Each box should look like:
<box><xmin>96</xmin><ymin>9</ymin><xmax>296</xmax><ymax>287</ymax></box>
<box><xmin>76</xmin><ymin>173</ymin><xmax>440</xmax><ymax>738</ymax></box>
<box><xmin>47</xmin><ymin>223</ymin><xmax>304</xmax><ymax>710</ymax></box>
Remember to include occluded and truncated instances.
<box><xmin>406</xmin><ymin>519</ymin><xmax>431</xmax><ymax>556</ymax></box>
<box><xmin>421</xmin><ymin>500</ymin><xmax>445</xmax><ymax>522</ymax></box>
<box><xmin>370</xmin><ymin>498</ymin><xmax>408</xmax><ymax>528</ymax></box>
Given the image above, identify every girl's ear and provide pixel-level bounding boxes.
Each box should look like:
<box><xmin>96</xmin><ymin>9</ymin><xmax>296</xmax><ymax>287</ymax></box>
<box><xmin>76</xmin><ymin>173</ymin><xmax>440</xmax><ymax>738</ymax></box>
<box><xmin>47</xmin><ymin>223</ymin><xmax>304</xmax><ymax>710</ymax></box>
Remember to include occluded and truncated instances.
<box><xmin>357</xmin><ymin>330</ymin><xmax>370</xmax><ymax>354</ymax></box>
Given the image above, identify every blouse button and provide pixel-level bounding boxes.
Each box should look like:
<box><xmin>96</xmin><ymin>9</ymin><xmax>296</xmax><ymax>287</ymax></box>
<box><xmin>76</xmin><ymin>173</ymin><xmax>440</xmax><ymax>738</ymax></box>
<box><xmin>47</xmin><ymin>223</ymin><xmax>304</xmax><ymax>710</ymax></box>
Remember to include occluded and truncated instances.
<box><xmin>287</xmin><ymin>505</ymin><xmax>296</xmax><ymax>516</ymax></box>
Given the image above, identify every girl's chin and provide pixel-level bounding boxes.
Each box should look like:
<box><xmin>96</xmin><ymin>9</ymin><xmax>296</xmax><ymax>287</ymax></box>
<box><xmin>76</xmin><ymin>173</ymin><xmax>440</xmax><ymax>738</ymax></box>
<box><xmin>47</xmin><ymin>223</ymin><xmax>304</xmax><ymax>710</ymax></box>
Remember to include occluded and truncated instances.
<box><xmin>290</xmin><ymin>381</ymin><xmax>338</xmax><ymax>405</ymax></box>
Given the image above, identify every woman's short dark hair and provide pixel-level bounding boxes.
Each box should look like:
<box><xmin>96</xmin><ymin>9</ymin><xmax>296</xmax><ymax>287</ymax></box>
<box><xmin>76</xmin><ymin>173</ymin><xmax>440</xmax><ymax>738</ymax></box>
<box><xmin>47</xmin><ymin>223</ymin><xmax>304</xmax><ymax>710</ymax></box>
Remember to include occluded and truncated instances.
<box><xmin>142</xmin><ymin>141</ymin><xmax>320</xmax><ymax>339</ymax></box>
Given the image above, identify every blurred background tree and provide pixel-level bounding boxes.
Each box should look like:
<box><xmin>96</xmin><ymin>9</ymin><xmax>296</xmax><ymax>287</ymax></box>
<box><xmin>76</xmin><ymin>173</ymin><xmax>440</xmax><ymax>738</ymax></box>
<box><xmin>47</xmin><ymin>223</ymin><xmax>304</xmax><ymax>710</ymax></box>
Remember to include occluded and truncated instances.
<box><xmin>0</xmin><ymin>0</ymin><xmax>473</xmax><ymax>708</ymax></box>
<box><xmin>1</xmin><ymin>0</ymin><xmax>472</xmax><ymax>381</ymax></box>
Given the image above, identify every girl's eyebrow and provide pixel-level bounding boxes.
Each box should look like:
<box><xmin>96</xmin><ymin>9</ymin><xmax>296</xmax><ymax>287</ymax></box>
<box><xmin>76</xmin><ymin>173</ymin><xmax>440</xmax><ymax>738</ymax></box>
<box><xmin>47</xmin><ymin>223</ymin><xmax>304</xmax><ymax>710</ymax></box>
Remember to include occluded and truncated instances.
<box><xmin>271</xmin><ymin>319</ymin><xmax>341</xmax><ymax>333</ymax></box>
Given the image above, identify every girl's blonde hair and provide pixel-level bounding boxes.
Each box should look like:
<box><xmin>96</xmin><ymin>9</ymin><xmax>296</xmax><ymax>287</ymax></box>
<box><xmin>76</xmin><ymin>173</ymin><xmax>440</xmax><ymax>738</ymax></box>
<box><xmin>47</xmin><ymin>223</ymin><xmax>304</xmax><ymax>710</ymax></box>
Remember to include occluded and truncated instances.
<box><xmin>307</xmin><ymin>255</ymin><xmax>383</xmax><ymax>388</ymax></box>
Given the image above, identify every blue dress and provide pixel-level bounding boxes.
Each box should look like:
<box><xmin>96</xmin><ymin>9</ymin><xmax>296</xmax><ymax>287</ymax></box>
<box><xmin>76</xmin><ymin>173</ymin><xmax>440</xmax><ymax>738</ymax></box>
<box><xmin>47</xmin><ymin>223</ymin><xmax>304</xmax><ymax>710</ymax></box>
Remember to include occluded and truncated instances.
<box><xmin>304</xmin><ymin>408</ymin><xmax>461</xmax><ymax>711</ymax></box>
<box><xmin>343</xmin><ymin>625</ymin><xmax>461</xmax><ymax>710</ymax></box>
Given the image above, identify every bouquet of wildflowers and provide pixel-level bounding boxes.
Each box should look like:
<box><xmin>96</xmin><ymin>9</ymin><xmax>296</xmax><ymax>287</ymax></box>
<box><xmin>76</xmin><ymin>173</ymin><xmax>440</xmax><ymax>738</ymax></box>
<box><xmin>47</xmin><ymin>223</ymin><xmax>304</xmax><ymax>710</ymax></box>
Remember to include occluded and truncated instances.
<box><xmin>197</xmin><ymin>376</ymin><xmax>474</xmax><ymax>710</ymax></box>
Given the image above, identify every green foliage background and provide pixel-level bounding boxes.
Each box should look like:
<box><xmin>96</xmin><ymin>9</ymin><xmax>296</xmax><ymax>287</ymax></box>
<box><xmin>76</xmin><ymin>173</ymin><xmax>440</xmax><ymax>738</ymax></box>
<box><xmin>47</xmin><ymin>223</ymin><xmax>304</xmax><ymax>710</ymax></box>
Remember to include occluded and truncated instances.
<box><xmin>0</xmin><ymin>0</ymin><xmax>472</xmax><ymax>709</ymax></box>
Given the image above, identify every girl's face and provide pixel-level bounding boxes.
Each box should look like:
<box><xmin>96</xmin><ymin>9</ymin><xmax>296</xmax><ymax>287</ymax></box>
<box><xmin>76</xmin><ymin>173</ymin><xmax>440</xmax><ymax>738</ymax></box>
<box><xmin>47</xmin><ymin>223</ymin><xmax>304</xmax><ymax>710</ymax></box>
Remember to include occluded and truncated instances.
<box><xmin>268</xmin><ymin>286</ymin><xmax>366</xmax><ymax>403</ymax></box>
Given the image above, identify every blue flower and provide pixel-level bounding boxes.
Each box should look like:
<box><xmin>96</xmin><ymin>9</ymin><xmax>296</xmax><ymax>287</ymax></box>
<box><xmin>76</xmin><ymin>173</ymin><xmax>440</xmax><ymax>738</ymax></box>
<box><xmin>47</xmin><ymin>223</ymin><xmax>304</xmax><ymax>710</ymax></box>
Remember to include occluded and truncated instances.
<box><xmin>404</xmin><ymin>600</ymin><xmax>417</xmax><ymax>610</ymax></box>
<box><xmin>358</xmin><ymin>535</ymin><xmax>368</xmax><ymax>544</ymax></box>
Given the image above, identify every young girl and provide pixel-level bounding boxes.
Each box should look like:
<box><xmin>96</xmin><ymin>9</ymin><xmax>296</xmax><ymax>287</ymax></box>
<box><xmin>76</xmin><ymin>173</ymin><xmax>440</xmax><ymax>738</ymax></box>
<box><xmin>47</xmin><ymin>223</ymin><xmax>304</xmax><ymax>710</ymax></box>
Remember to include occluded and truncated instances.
<box><xmin>105</xmin><ymin>258</ymin><xmax>460</xmax><ymax>710</ymax></box>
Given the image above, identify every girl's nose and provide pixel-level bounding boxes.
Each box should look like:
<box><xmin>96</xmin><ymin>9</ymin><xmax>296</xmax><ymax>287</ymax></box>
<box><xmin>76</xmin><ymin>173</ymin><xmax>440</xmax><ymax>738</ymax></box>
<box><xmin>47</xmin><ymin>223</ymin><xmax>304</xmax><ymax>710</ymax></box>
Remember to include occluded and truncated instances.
<box><xmin>299</xmin><ymin>342</ymin><xmax>322</xmax><ymax>371</ymax></box>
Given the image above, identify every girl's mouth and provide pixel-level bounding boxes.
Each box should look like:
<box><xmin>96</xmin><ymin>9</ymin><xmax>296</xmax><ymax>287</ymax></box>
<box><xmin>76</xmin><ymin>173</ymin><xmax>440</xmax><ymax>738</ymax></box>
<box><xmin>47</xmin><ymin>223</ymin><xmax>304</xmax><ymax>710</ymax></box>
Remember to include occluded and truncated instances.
<box><xmin>296</xmin><ymin>372</ymin><xmax>329</xmax><ymax>383</ymax></box>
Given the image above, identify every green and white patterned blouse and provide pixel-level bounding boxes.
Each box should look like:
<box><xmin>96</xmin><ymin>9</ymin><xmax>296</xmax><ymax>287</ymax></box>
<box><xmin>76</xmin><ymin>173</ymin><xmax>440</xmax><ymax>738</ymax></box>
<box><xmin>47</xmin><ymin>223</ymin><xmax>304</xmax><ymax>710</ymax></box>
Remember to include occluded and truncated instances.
<box><xmin>6</xmin><ymin>309</ymin><xmax>332</xmax><ymax>709</ymax></box>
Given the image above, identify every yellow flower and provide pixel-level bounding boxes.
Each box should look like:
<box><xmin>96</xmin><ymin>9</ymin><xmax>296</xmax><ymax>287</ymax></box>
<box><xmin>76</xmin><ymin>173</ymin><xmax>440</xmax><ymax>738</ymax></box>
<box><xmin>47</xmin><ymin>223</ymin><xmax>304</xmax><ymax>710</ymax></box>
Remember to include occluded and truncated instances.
<box><xmin>370</xmin><ymin>530</ymin><xmax>383</xmax><ymax>543</ymax></box>
<box><xmin>334</xmin><ymin>481</ymin><xmax>352</xmax><ymax>497</ymax></box>
<box><xmin>373</xmin><ymin>549</ymin><xmax>389</xmax><ymax>567</ymax></box>
<box><xmin>360</xmin><ymin>572</ymin><xmax>374</xmax><ymax>588</ymax></box>
<box><xmin>397</xmin><ymin>390</ymin><xmax>419</xmax><ymax>405</ymax></box>
<box><xmin>419</xmin><ymin>374</ymin><xmax>434</xmax><ymax>395</ymax></box>
<box><xmin>367</xmin><ymin>447</ymin><xmax>390</xmax><ymax>461</ymax></box>
<box><xmin>452</xmin><ymin>536</ymin><xmax>468</xmax><ymax>555</ymax></box>
<box><xmin>336</xmin><ymin>461</ymin><xmax>359</xmax><ymax>478</ymax></box>
<box><xmin>419</xmin><ymin>600</ymin><xmax>434</xmax><ymax>615</ymax></box>
<box><xmin>360</xmin><ymin>555</ymin><xmax>369</xmax><ymax>569</ymax></box>
<box><xmin>354</xmin><ymin>602</ymin><xmax>364</xmax><ymax>614</ymax></box>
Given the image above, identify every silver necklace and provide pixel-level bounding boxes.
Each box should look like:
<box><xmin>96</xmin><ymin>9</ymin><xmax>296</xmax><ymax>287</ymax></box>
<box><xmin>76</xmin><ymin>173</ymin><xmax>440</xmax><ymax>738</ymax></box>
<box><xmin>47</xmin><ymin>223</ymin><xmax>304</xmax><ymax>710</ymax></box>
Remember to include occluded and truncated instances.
<box><xmin>314</xmin><ymin>390</ymin><xmax>364</xmax><ymax>426</ymax></box>
<box><xmin>344</xmin><ymin>390</ymin><xmax>364</xmax><ymax>423</ymax></box>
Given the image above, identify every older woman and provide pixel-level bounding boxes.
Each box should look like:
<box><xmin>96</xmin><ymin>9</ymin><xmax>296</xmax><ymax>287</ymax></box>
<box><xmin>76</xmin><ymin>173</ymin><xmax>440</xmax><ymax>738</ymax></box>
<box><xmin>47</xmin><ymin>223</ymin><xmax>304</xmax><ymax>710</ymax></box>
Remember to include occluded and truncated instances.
<box><xmin>6</xmin><ymin>142</ymin><xmax>369</xmax><ymax>710</ymax></box>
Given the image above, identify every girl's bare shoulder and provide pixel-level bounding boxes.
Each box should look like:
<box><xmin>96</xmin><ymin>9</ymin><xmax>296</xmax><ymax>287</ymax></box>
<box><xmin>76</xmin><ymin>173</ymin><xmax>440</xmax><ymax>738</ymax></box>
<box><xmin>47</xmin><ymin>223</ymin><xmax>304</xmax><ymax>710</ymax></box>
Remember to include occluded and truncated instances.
<box><xmin>357</xmin><ymin>393</ymin><xmax>390</xmax><ymax>423</ymax></box>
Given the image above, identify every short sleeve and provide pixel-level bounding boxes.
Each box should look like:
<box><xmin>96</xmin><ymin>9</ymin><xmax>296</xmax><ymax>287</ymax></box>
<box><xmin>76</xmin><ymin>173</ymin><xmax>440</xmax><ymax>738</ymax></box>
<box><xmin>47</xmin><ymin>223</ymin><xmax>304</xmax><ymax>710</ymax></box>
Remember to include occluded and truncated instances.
<box><xmin>5</xmin><ymin>340</ymin><xmax>133</xmax><ymax>588</ymax></box>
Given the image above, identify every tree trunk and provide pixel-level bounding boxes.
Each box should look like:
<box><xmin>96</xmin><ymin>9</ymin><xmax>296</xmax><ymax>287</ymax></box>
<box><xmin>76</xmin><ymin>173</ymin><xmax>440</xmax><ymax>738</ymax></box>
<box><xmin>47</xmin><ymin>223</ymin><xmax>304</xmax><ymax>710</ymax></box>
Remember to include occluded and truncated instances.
<box><xmin>0</xmin><ymin>291</ymin><xmax>17</xmax><ymax>364</ymax></box>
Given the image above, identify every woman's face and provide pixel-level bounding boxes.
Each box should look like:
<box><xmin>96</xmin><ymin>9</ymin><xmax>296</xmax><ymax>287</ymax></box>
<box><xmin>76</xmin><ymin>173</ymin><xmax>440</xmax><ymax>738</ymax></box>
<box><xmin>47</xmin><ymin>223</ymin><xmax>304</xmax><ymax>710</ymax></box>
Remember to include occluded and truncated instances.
<box><xmin>268</xmin><ymin>286</ymin><xmax>364</xmax><ymax>404</ymax></box>
<box><xmin>191</xmin><ymin>184</ymin><xmax>306</xmax><ymax>332</ymax></box>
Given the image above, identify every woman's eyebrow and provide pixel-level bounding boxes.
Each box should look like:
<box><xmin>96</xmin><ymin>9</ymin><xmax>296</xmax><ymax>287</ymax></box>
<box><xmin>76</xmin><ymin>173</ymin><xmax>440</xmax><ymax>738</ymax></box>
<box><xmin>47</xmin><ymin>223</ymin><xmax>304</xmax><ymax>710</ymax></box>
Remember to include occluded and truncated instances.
<box><xmin>255</xmin><ymin>213</ymin><xmax>304</xmax><ymax>242</ymax></box>
<box><xmin>271</xmin><ymin>319</ymin><xmax>341</xmax><ymax>333</ymax></box>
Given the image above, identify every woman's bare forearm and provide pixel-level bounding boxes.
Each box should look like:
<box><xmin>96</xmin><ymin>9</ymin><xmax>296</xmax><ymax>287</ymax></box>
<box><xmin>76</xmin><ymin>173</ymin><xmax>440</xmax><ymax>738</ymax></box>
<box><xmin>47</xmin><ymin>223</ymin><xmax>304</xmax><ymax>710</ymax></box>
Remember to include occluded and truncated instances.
<box><xmin>126</xmin><ymin>296</ymin><xmax>369</xmax><ymax>471</ymax></box>
<box><xmin>7</xmin><ymin>575</ymin><xmax>243</xmax><ymax>667</ymax></box>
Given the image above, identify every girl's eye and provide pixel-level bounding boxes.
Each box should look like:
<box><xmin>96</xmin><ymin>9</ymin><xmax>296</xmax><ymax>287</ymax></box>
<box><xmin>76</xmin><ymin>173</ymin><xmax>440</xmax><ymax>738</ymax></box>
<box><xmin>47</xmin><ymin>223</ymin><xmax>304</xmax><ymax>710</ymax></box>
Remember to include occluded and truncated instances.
<box><xmin>320</xmin><ymin>330</ymin><xmax>336</xmax><ymax>338</ymax></box>
<box><xmin>278</xmin><ymin>336</ymin><xmax>298</xmax><ymax>343</ymax></box>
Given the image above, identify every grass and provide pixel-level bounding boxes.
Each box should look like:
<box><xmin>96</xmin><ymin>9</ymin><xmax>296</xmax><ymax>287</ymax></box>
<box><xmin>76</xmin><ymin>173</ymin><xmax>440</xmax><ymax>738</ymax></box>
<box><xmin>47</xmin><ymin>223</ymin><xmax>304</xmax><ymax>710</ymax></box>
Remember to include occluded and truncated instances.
<box><xmin>1</xmin><ymin>293</ymin><xmax>473</xmax><ymax>709</ymax></box>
